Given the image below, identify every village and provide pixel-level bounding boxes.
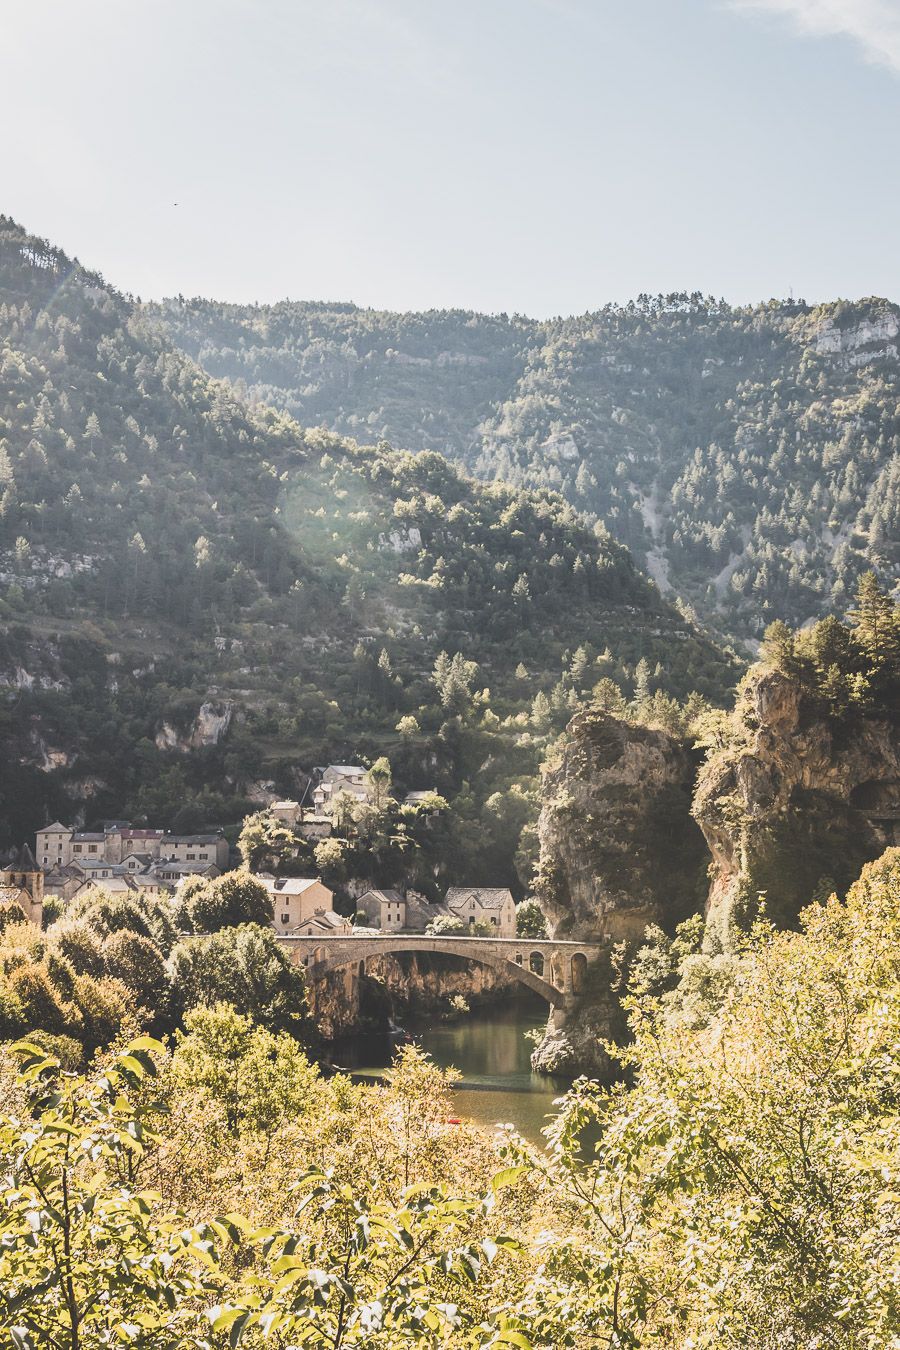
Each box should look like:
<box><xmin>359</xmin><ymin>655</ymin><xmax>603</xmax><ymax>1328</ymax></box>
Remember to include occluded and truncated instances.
<box><xmin>0</xmin><ymin>763</ymin><xmax>518</xmax><ymax>939</ymax></box>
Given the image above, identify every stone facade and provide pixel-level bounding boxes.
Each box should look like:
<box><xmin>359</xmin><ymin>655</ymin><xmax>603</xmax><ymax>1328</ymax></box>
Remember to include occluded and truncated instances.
<box><xmin>0</xmin><ymin>845</ymin><xmax>45</xmax><ymax>927</ymax></box>
<box><xmin>258</xmin><ymin>876</ymin><xmax>350</xmax><ymax>936</ymax></box>
<box><xmin>312</xmin><ymin>766</ymin><xmax>371</xmax><ymax>813</ymax></box>
<box><xmin>355</xmin><ymin>888</ymin><xmax>406</xmax><ymax>930</ymax></box>
<box><xmin>444</xmin><ymin>887</ymin><xmax>516</xmax><ymax>937</ymax></box>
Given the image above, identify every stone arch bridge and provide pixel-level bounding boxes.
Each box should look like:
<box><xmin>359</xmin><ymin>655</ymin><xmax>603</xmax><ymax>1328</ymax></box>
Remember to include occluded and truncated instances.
<box><xmin>276</xmin><ymin>935</ymin><xmax>604</xmax><ymax>1027</ymax></box>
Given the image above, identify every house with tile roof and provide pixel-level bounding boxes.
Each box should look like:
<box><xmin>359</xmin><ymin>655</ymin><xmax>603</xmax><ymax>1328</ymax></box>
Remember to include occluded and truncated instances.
<box><xmin>355</xmin><ymin>888</ymin><xmax>407</xmax><ymax>931</ymax></box>
<box><xmin>256</xmin><ymin>875</ymin><xmax>350</xmax><ymax>935</ymax></box>
<box><xmin>312</xmin><ymin>765</ymin><xmax>372</xmax><ymax>813</ymax></box>
<box><xmin>444</xmin><ymin>887</ymin><xmax>516</xmax><ymax>937</ymax></box>
<box><xmin>41</xmin><ymin>863</ymin><xmax>83</xmax><ymax>905</ymax></box>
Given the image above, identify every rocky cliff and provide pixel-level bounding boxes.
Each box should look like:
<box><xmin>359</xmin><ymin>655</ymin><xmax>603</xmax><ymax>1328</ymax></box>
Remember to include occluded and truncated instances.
<box><xmin>694</xmin><ymin>668</ymin><xmax>900</xmax><ymax>944</ymax></box>
<box><xmin>529</xmin><ymin>675</ymin><xmax>900</xmax><ymax>1076</ymax></box>
<box><xmin>530</xmin><ymin>710</ymin><xmax>708</xmax><ymax>1076</ymax></box>
<box><xmin>535</xmin><ymin>711</ymin><xmax>708</xmax><ymax>943</ymax></box>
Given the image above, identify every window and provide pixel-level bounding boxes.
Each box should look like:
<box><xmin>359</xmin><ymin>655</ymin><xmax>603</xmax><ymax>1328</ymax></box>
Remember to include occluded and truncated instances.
<box><xmin>74</xmin><ymin>844</ymin><xmax>82</xmax><ymax>853</ymax></box>
<box><xmin>281</xmin><ymin>913</ymin><xmax>289</xmax><ymax>924</ymax></box>
<box><xmin>42</xmin><ymin>856</ymin><xmax>48</xmax><ymax>865</ymax></box>
<box><xmin>186</xmin><ymin>853</ymin><xmax>195</xmax><ymax>861</ymax></box>
<box><xmin>490</xmin><ymin>917</ymin><xmax>497</xmax><ymax>925</ymax></box>
<box><xmin>89</xmin><ymin>845</ymin><xmax>97</xmax><ymax>854</ymax></box>
<box><xmin>199</xmin><ymin>852</ymin><xmax>208</xmax><ymax>860</ymax></box>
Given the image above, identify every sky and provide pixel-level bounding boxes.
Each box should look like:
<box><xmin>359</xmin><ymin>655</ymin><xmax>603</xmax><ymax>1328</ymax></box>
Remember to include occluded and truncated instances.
<box><xmin>3</xmin><ymin>0</ymin><xmax>900</xmax><ymax>315</ymax></box>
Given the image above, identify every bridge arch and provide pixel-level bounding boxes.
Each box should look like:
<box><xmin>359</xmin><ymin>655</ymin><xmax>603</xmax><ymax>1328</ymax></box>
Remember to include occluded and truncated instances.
<box><xmin>276</xmin><ymin>935</ymin><xmax>604</xmax><ymax>1019</ymax></box>
<box><xmin>291</xmin><ymin>937</ymin><xmax>569</xmax><ymax>1007</ymax></box>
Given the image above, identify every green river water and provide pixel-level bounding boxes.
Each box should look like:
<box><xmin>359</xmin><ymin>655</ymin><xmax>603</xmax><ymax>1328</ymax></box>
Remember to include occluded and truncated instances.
<box><xmin>330</xmin><ymin>997</ymin><xmax>572</xmax><ymax>1145</ymax></box>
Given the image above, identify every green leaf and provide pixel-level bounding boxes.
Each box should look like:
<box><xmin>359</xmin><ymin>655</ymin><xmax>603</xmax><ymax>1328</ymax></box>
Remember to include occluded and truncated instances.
<box><xmin>490</xmin><ymin>1166</ymin><xmax>530</xmax><ymax>1193</ymax></box>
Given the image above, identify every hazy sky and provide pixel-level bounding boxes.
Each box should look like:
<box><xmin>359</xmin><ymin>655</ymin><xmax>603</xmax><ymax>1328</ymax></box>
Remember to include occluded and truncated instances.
<box><xmin>4</xmin><ymin>0</ymin><xmax>900</xmax><ymax>314</ymax></box>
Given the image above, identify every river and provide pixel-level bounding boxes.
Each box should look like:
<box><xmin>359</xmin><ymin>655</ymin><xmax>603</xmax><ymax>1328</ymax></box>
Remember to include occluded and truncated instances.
<box><xmin>329</xmin><ymin>995</ymin><xmax>572</xmax><ymax>1144</ymax></box>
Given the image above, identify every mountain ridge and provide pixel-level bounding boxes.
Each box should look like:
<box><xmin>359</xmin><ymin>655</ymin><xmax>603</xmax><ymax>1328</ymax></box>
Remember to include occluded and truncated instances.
<box><xmin>148</xmin><ymin>290</ymin><xmax>900</xmax><ymax>641</ymax></box>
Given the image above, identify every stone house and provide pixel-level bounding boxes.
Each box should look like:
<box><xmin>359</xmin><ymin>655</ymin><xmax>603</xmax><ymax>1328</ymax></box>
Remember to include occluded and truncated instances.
<box><xmin>296</xmin><ymin>814</ymin><xmax>333</xmax><ymax>841</ymax></box>
<box><xmin>68</xmin><ymin>857</ymin><xmax>120</xmax><ymax>885</ymax></box>
<box><xmin>404</xmin><ymin>894</ymin><xmax>450</xmax><ymax>932</ymax></box>
<box><xmin>35</xmin><ymin>821</ymin><xmax>74</xmax><ymax>868</ymax></box>
<box><xmin>403</xmin><ymin>790</ymin><xmax>441</xmax><ymax>808</ymax></box>
<box><xmin>355</xmin><ymin>888</ymin><xmax>406</xmax><ymax>931</ymax></box>
<box><xmin>0</xmin><ymin>845</ymin><xmax>44</xmax><ymax>926</ymax></box>
<box><xmin>269</xmin><ymin>800</ymin><xmax>302</xmax><ymax>827</ymax></box>
<box><xmin>149</xmin><ymin>859</ymin><xmax>221</xmax><ymax>886</ymax></box>
<box><xmin>69</xmin><ymin>832</ymin><xmax>106</xmax><ymax>862</ymax></box>
<box><xmin>105</xmin><ymin>827</ymin><xmax>165</xmax><ymax>864</ymax></box>
<box><xmin>257</xmin><ymin>876</ymin><xmax>350</xmax><ymax>936</ymax></box>
<box><xmin>41</xmin><ymin>864</ymin><xmax>83</xmax><ymax>905</ymax></box>
<box><xmin>71</xmin><ymin>874</ymin><xmax>139</xmax><ymax>903</ymax></box>
<box><xmin>121</xmin><ymin>852</ymin><xmax>154</xmax><ymax>873</ymax></box>
<box><xmin>35</xmin><ymin>821</ymin><xmax>226</xmax><ymax>870</ymax></box>
<box><xmin>292</xmin><ymin>909</ymin><xmax>353</xmax><ymax>937</ymax></box>
<box><xmin>161</xmin><ymin>833</ymin><xmax>229</xmax><ymax>869</ymax></box>
<box><xmin>444</xmin><ymin>887</ymin><xmax>516</xmax><ymax>937</ymax></box>
<box><xmin>312</xmin><ymin>766</ymin><xmax>371</xmax><ymax>813</ymax></box>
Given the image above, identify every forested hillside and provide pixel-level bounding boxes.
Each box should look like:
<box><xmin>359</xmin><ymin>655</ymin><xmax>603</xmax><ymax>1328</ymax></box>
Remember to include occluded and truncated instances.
<box><xmin>0</xmin><ymin>218</ymin><xmax>735</xmax><ymax>887</ymax></box>
<box><xmin>150</xmin><ymin>292</ymin><xmax>900</xmax><ymax>638</ymax></box>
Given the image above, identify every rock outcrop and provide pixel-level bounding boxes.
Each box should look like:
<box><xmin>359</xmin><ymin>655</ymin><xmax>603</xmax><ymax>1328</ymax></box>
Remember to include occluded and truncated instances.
<box><xmin>155</xmin><ymin>699</ymin><xmax>234</xmax><ymax>753</ymax></box>
<box><xmin>814</xmin><ymin>311</ymin><xmax>899</xmax><ymax>367</ymax></box>
<box><xmin>529</xmin><ymin>996</ymin><xmax>621</xmax><ymax>1079</ymax></box>
<box><xmin>530</xmin><ymin>711</ymin><xmax>708</xmax><ymax>1077</ymax></box>
<box><xmin>694</xmin><ymin>669</ymin><xmax>900</xmax><ymax>943</ymax></box>
<box><xmin>535</xmin><ymin>710</ymin><xmax>708</xmax><ymax>942</ymax></box>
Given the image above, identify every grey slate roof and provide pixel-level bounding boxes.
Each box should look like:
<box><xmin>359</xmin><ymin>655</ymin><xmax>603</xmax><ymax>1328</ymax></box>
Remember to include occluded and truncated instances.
<box><xmin>163</xmin><ymin>833</ymin><xmax>223</xmax><ymax>845</ymax></box>
<box><xmin>358</xmin><ymin>888</ymin><xmax>404</xmax><ymax>905</ymax></box>
<box><xmin>445</xmin><ymin>887</ymin><xmax>514</xmax><ymax>911</ymax></box>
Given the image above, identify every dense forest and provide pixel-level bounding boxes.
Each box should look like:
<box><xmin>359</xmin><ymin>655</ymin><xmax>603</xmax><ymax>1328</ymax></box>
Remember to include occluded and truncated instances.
<box><xmin>149</xmin><ymin>291</ymin><xmax>900</xmax><ymax>640</ymax></box>
<box><xmin>0</xmin><ymin>218</ymin><xmax>736</xmax><ymax>890</ymax></box>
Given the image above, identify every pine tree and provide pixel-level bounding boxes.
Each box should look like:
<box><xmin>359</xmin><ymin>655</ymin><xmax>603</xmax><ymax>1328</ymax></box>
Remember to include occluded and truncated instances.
<box><xmin>83</xmin><ymin>412</ymin><xmax>101</xmax><ymax>447</ymax></box>
<box><xmin>849</xmin><ymin>571</ymin><xmax>899</xmax><ymax>670</ymax></box>
<box><xmin>632</xmin><ymin>657</ymin><xmax>652</xmax><ymax>717</ymax></box>
<box><xmin>761</xmin><ymin>620</ymin><xmax>796</xmax><ymax>674</ymax></box>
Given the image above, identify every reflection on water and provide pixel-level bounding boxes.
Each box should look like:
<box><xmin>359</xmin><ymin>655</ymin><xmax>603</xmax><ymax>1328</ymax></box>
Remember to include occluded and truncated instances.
<box><xmin>329</xmin><ymin>997</ymin><xmax>572</xmax><ymax>1144</ymax></box>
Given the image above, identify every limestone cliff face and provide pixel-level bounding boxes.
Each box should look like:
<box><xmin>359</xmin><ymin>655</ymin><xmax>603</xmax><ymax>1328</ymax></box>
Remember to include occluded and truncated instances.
<box><xmin>814</xmin><ymin>311</ymin><xmax>899</xmax><ymax>367</ymax></box>
<box><xmin>366</xmin><ymin>952</ymin><xmax>519</xmax><ymax>1011</ymax></box>
<box><xmin>154</xmin><ymin>699</ymin><xmax>234</xmax><ymax>753</ymax></box>
<box><xmin>694</xmin><ymin>669</ymin><xmax>900</xmax><ymax>942</ymax></box>
<box><xmin>529</xmin><ymin>997</ymin><xmax>622</xmax><ymax>1079</ymax></box>
<box><xmin>535</xmin><ymin>711</ymin><xmax>708</xmax><ymax>943</ymax></box>
<box><xmin>530</xmin><ymin>711</ymin><xmax>707</xmax><ymax>1078</ymax></box>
